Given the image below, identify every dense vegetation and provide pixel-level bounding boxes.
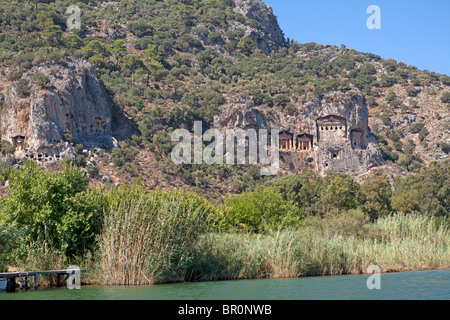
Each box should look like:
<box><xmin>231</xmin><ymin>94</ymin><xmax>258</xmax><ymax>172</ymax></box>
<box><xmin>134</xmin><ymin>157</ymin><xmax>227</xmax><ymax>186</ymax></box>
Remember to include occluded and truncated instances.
<box><xmin>0</xmin><ymin>0</ymin><xmax>448</xmax><ymax>284</ymax></box>
<box><xmin>0</xmin><ymin>0</ymin><xmax>449</xmax><ymax>191</ymax></box>
<box><xmin>0</xmin><ymin>162</ymin><xmax>448</xmax><ymax>283</ymax></box>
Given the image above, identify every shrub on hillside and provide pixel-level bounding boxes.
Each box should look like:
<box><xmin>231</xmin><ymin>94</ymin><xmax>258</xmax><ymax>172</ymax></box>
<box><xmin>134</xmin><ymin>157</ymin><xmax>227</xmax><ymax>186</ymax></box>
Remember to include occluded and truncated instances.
<box><xmin>441</xmin><ymin>92</ymin><xmax>450</xmax><ymax>103</ymax></box>
<box><xmin>16</xmin><ymin>79</ymin><xmax>31</xmax><ymax>97</ymax></box>
<box><xmin>32</xmin><ymin>72</ymin><xmax>51</xmax><ymax>88</ymax></box>
<box><xmin>112</xmin><ymin>148</ymin><xmax>139</xmax><ymax>167</ymax></box>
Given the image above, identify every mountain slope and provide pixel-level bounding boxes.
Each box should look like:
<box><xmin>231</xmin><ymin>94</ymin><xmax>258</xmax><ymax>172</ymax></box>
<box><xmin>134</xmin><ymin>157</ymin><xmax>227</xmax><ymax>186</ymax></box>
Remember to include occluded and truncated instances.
<box><xmin>0</xmin><ymin>0</ymin><xmax>448</xmax><ymax>196</ymax></box>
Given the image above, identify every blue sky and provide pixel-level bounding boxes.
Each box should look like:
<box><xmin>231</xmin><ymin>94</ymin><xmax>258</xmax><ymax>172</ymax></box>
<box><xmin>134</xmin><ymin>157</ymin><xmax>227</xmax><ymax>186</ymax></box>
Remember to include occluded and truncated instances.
<box><xmin>265</xmin><ymin>0</ymin><xmax>450</xmax><ymax>76</ymax></box>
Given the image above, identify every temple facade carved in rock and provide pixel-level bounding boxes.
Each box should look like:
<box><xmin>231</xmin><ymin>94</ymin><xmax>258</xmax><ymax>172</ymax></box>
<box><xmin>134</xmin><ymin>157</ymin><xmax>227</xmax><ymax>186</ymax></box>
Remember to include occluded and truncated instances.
<box><xmin>215</xmin><ymin>91</ymin><xmax>383</xmax><ymax>176</ymax></box>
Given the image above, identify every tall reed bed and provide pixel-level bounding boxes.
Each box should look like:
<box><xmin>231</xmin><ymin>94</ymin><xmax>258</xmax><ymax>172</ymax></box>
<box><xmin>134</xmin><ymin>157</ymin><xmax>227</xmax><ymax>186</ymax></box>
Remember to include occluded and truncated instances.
<box><xmin>99</xmin><ymin>209</ymin><xmax>449</xmax><ymax>285</ymax></box>
<box><xmin>189</xmin><ymin>214</ymin><xmax>449</xmax><ymax>281</ymax></box>
<box><xmin>98</xmin><ymin>186</ymin><xmax>215</xmax><ymax>285</ymax></box>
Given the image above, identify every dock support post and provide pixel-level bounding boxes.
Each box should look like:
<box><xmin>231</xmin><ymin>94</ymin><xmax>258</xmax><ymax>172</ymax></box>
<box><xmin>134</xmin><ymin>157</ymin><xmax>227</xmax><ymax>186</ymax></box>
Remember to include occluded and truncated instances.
<box><xmin>35</xmin><ymin>274</ymin><xmax>39</xmax><ymax>289</ymax></box>
<box><xmin>7</xmin><ymin>277</ymin><xmax>16</xmax><ymax>292</ymax></box>
<box><xmin>56</xmin><ymin>274</ymin><xmax>61</xmax><ymax>287</ymax></box>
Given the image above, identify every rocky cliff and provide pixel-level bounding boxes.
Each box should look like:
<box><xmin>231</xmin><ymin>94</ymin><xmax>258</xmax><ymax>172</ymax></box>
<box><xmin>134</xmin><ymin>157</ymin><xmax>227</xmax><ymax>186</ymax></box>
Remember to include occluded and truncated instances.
<box><xmin>0</xmin><ymin>59</ymin><xmax>114</xmax><ymax>162</ymax></box>
<box><xmin>0</xmin><ymin>0</ymin><xmax>447</xmax><ymax>193</ymax></box>
<box><xmin>215</xmin><ymin>90</ymin><xmax>383</xmax><ymax>175</ymax></box>
<box><xmin>233</xmin><ymin>0</ymin><xmax>285</xmax><ymax>54</ymax></box>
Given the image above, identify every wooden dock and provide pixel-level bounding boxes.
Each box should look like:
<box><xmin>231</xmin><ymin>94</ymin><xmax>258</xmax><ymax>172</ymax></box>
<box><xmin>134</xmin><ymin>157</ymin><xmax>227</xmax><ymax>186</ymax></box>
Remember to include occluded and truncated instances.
<box><xmin>0</xmin><ymin>269</ymin><xmax>86</xmax><ymax>291</ymax></box>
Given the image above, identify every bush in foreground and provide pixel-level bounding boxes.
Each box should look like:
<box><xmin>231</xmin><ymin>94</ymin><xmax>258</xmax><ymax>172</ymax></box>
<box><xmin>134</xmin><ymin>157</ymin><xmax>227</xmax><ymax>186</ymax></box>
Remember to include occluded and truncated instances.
<box><xmin>0</xmin><ymin>162</ymin><xmax>104</xmax><ymax>265</ymax></box>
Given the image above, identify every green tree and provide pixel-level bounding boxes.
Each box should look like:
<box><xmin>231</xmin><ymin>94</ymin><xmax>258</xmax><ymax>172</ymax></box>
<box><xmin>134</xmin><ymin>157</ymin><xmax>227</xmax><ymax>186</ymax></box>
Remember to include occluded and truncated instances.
<box><xmin>406</xmin><ymin>86</ymin><xmax>418</xmax><ymax>97</ymax></box>
<box><xmin>62</xmin><ymin>34</ymin><xmax>82</xmax><ymax>49</ymax></box>
<box><xmin>112</xmin><ymin>148</ymin><xmax>139</xmax><ymax>167</ymax></box>
<box><xmin>237</xmin><ymin>38</ymin><xmax>255</xmax><ymax>55</ymax></box>
<box><xmin>440</xmin><ymin>75</ymin><xmax>450</xmax><ymax>86</ymax></box>
<box><xmin>264</xmin><ymin>173</ymin><xmax>317</xmax><ymax>208</ymax></box>
<box><xmin>391</xmin><ymin>190</ymin><xmax>421</xmax><ymax>214</ymax></box>
<box><xmin>174</xmin><ymin>4</ymin><xmax>196</xmax><ymax>26</ymax></box>
<box><xmin>441</xmin><ymin>142</ymin><xmax>450</xmax><ymax>154</ymax></box>
<box><xmin>441</xmin><ymin>92</ymin><xmax>450</xmax><ymax>103</ymax></box>
<box><xmin>385</xmin><ymin>91</ymin><xmax>397</xmax><ymax>103</ymax></box>
<box><xmin>42</xmin><ymin>19</ymin><xmax>62</xmax><ymax>46</ymax></box>
<box><xmin>86</xmin><ymin>164</ymin><xmax>99</xmax><ymax>178</ymax></box>
<box><xmin>319</xmin><ymin>171</ymin><xmax>360</xmax><ymax>215</ymax></box>
<box><xmin>8</xmin><ymin>71</ymin><xmax>23</xmax><ymax>82</ymax></box>
<box><xmin>208</xmin><ymin>32</ymin><xmax>223</xmax><ymax>44</ymax></box>
<box><xmin>32</xmin><ymin>72</ymin><xmax>51</xmax><ymax>88</ymax></box>
<box><xmin>410</xmin><ymin>122</ymin><xmax>425</xmax><ymax>133</ymax></box>
<box><xmin>274</xmin><ymin>94</ymin><xmax>290</xmax><ymax>107</ymax></box>
<box><xmin>112</xmin><ymin>40</ymin><xmax>127</xmax><ymax>67</ymax></box>
<box><xmin>144</xmin><ymin>44</ymin><xmax>165</xmax><ymax>83</ymax></box>
<box><xmin>366</xmin><ymin>96</ymin><xmax>377</xmax><ymax>107</ymax></box>
<box><xmin>83</xmin><ymin>40</ymin><xmax>111</xmax><ymax>66</ymax></box>
<box><xmin>128</xmin><ymin>18</ymin><xmax>153</xmax><ymax>37</ymax></box>
<box><xmin>360</xmin><ymin>172</ymin><xmax>392</xmax><ymax>220</ymax></box>
<box><xmin>222</xmin><ymin>188</ymin><xmax>304</xmax><ymax>233</ymax></box>
<box><xmin>17</xmin><ymin>79</ymin><xmax>31</xmax><ymax>97</ymax></box>
<box><xmin>26</xmin><ymin>0</ymin><xmax>39</xmax><ymax>11</ymax></box>
<box><xmin>1</xmin><ymin>163</ymin><xmax>104</xmax><ymax>257</ymax></box>
<box><xmin>0</xmin><ymin>140</ymin><xmax>16</xmax><ymax>155</ymax></box>
<box><xmin>418</xmin><ymin>128</ymin><xmax>428</xmax><ymax>141</ymax></box>
<box><xmin>36</xmin><ymin>3</ymin><xmax>60</xmax><ymax>27</ymax></box>
<box><xmin>391</xmin><ymin>161</ymin><xmax>449</xmax><ymax>216</ymax></box>
<box><xmin>404</xmin><ymin>139</ymin><xmax>415</xmax><ymax>155</ymax></box>
<box><xmin>122</xmin><ymin>54</ymin><xmax>147</xmax><ymax>85</ymax></box>
<box><xmin>383</xmin><ymin>58</ymin><xmax>397</xmax><ymax>72</ymax></box>
<box><xmin>379</xmin><ymin>74</ymin><xmax>395</xmax><ymax>87</ymax></box>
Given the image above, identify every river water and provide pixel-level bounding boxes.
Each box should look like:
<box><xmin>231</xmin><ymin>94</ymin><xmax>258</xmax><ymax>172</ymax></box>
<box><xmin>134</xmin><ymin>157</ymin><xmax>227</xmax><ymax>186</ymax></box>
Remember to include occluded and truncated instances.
<box><xmin>0</xmin><ymin>270</ymin><xmax>448</xmax><ymax>300</ymax></box>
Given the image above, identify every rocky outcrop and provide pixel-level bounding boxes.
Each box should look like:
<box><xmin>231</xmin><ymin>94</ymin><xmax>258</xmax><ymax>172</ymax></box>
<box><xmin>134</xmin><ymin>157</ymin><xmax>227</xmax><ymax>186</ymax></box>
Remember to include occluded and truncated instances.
<box><xmin>233</xmin><ymin>0</ymin><xmax>285</xmax><ymax>54</ymax></box>
<box><xmin>215</xmin><ymin>90</ymin><xmax>383</xmax><ymax>175</ymax></box>
<box><xmin>0</xmin><ymin>59</ymin><xmax>114</xmax><ymax>162</ymax></box>
<box><xmin>299</xmin><ymin>92</ymin><xmax>383</xmax><ymax>174</ymax></box>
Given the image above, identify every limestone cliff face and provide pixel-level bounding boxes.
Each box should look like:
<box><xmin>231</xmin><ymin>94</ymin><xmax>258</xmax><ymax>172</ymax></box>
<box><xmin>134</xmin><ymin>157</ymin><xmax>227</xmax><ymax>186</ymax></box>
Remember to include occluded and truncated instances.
<box><xmin>233</xmin><ymin>0</ymin><xmax>285</xmax><ymax>54</ymax></box>
<box><xmin>0</xmin><ymin>59</ymin><xmax>113</xmax><ymax>161</ymax></box>
<box><xmin>299</xmin><ymin>92</ymin><xmax>383</xmax><ymax>174</ymax></box>
<box><xmin>215</xmin><ymin>91</ymin><xmax>383</xmax><ymax>175</ymax></box>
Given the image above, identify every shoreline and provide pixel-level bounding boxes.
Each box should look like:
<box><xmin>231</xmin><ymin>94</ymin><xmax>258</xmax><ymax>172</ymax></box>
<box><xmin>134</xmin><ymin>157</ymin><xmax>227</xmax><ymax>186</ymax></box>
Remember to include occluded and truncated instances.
<box><xmin>3</xmin><ymin>264</ymin><xmax>448</xmax><ymax>290</ymax></box>
<box><xmin>73</xmin><ymin>265</ymin><xmax>449</xmax><ymax>288</ymax></box>
<box><xmin>4</xmin><ymin>266</ymin><xmax>447</xmax><ymax>290</ymax></box>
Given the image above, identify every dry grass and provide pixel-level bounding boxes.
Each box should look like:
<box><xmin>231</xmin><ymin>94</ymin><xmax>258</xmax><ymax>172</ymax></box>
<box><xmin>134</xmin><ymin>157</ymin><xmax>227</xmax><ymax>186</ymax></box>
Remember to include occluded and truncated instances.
<box><xmin>190</xmin><ymin>214</ymin><xmax>449</xmax><ymax>281</ymax></box>
<box><xmin>98</xmin><ymin>188</ymin><xmax>214</xmax><ymax>285</ymax></box>
<box><xmin>98</xmin><ymin>201</ymin><xmax>450</xmax><ymax>285</ymax></box>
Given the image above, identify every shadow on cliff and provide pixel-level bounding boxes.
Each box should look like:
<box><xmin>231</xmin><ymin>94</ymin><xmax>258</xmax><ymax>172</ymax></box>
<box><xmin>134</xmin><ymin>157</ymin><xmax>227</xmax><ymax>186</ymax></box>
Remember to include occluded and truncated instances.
<box><xmin>106</xmin><ymin>88</ymin><xmax>139</xmax><ymax>144</ymax></box>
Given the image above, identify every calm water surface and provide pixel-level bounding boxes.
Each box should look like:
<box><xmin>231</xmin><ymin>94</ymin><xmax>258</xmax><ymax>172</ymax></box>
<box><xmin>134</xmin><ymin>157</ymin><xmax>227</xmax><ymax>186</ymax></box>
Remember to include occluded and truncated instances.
<box><xmin>0</xmin><ymin>270</ymin><xmax>448</xmax><ymax>300</ymax></box>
